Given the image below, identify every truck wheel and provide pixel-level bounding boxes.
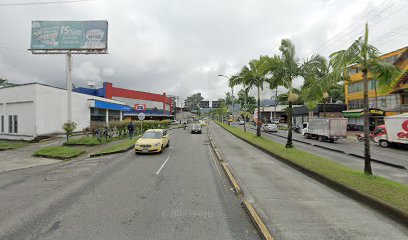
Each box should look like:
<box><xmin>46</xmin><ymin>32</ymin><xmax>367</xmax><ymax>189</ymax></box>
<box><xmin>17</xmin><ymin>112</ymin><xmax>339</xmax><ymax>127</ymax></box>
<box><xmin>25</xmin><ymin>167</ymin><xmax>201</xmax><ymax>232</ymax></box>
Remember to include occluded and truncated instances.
<box><xmin>379</xmin><ymin>140</ymin><xmax>389</xmax><ymax>148</ymax></box>
<box><xmin>329</xmin><ymin>139</ymin><xmax>334</xmax><ymax>143</ymax></box>
<box><xmin>305</xmin><ymin>133</ymin><xmax>311</xmax><ymax>139</ymax></box>
<box><xmin>318</xmin><ymin>136</ymin><xmax>324</xmax><ymax>142</ymax></box>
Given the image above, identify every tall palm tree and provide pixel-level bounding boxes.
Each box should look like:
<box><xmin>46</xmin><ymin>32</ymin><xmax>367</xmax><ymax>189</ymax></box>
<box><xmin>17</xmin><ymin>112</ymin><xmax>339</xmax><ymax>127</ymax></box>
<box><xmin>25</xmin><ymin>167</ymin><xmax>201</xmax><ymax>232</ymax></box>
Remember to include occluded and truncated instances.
<box><xmin>330</xmin><ymin>23</ymin><xmax>401</xmax><ymax>175</ymax></box>
<box><xmin>237</xmin><ymin>59</ymin><xmax>267</xmax><ymax>136</ymax></box>
<box><xmin>261</xmin><ymin>39</ymin><xmax>325</xmax><ymax>148</ymax></box>
<box><xmin>302</xmin><ymin>55</ymin><xmax>341</xmax><ymax>117</ymax></box>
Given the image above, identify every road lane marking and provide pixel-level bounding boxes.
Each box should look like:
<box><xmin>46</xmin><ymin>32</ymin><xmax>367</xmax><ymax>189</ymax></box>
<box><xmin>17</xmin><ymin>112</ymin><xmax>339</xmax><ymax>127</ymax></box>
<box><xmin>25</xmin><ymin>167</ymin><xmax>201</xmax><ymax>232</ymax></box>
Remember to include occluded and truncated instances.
<box><xmin>156</xmin><ymin>156</ymin><xmax>170</xmax><ymax>175</ymax></box>
<box><xmin>208</xmin><ymin>146</ymin><xmax>228</xmax><ymax>192</ymax></box>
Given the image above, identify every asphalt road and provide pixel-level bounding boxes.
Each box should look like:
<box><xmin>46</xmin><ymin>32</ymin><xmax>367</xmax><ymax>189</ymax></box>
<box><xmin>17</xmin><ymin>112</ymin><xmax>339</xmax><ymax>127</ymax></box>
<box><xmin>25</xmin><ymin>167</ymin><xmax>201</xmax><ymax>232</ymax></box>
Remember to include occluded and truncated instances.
<box><xmin>210</xmin><ymin>122</ymin><xmax>408</xmax><ymax>240</ymax></box>
<box><xmin>0</xmin><ymin>127</ymin><xmax>259</xmax><ymax>240</ymax></box>
<box><xmin>235</xmin><ymin>124</ymin><xmax>408</xmax><ymax>185</ymax></box>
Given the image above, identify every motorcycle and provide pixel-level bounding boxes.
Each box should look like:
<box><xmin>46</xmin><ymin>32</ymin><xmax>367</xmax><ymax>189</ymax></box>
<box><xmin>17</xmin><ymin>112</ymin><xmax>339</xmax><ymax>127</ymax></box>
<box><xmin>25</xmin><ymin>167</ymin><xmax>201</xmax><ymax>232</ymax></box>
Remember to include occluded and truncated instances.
<box><xmin>292</xmin><ymin>125</ymin><xmax>301</xmax><ymax>134</ymax></box>
<box><xmin>356</xmin><ymin>133</ymin><xmax>374</xmax><ymax>142</ymax></box>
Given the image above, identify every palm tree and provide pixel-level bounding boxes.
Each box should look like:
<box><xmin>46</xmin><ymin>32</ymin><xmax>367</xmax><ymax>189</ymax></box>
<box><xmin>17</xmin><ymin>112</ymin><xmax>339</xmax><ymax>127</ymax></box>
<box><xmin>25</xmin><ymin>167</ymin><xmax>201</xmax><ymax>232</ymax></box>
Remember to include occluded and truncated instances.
<box><xmin>261</xmin><ymin>39</ymin><xmax>325</xmax><ymax>148</ymax></box>
<box><xmin>237</xmin><ymin>59</ymin><xmax>267</xmax><ymax>136</ymax></box>
<box><xmin>330</xmin><ymin>23</ymin><xmax>401</xmax><ymax>175</ymax></box>
<box><xmin>302</xmin><ymin>55</ymin><xmax>341</xmax><ymax>118</ymax></box>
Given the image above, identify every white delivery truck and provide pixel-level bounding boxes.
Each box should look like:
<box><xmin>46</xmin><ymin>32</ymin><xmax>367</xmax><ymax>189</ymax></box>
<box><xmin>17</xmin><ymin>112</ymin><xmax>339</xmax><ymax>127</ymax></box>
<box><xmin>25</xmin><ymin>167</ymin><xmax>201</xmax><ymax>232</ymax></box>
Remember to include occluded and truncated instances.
<box><xmin>372</xmin><ymin>113</ymin><xmax>408</xmax><ymax>148</ymax></box>
<box><xmin>302</xmin><ymin>118</ymin><xmax>348</xmax><ymax>142</ymax></box>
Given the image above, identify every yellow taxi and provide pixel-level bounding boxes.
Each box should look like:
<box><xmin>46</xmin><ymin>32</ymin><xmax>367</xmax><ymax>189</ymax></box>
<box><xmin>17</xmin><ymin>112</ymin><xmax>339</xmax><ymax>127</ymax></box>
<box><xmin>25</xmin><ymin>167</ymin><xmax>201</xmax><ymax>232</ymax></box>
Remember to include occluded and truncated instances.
<box><xmin>134</xmin><ymin>129</ymin><xmax>170</xmax><ymax>154</ymax></box>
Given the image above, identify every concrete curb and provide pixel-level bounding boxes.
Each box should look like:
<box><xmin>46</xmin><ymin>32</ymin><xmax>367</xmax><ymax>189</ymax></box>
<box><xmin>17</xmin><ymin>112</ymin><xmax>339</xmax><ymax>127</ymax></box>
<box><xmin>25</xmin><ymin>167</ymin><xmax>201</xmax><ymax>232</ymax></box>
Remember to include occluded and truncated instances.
<box><xmin>33</xmin><ymin>151</ymin><xmax>86</xmax><ymax>160</ymax></box>
<box><xmin>214</xmin><ymin>148</ymin><xmax>223</xmax><ymax>161</ymax></box>
<box><xmin>217</xmin><ymin>122</ymin><xmax>408</xmax><ymax>227</ymax></box>
<box><xmin>89</xmin><ymin>145</ymin><xmax>134</xmax><ymax>158</ymax></box>
<box><xmin>220</xmin><ymin>162</ymin><xmax>243</xmax><ymax>197</ymax></box>
<box><xmin>242</xmin><ymin>201</ymin><xmax>274</xmax><ymax>240</ymax></box>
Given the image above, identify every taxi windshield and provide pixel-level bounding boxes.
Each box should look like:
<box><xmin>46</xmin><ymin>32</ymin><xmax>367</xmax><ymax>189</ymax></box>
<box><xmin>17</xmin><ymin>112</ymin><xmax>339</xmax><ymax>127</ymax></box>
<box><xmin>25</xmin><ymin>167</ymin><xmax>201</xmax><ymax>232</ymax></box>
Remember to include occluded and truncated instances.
<box><xmin>142</xmin><ymin>132</ymin><xmax>162</xmax><ymax>139</ymax></box>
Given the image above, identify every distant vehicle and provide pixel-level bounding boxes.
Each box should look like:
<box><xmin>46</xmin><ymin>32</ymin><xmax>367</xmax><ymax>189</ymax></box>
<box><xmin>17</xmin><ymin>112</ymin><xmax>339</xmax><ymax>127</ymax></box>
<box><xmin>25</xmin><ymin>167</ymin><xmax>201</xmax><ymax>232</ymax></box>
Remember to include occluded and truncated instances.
<box><xmin>191</xmin><ymin>124</ymin><xmax>202</xmax><ymax>134</ymax></box>
<box><xmin>372</xmin><ymin>113</ymin><xmax>408</xmax><ymax>148</ymax></box>
<box><xmin>272</xmin><ymin>119</ymin><xmax>280</xmax><ymax>124</ymax></box>
<box><xmin>302</xmin><ymin>118</ymin><xmax>348</xmax><ymax>142</ymax></box>
<box><xmin>170</xmin><ymin>120</ymin><xmax>178</xmax><ymax>125</ymax></box>
<box><xmin>292</xmin><ymin>124</ymin><xmax>301</xmax><ymax>133</ymax></box>
<box><xmin>134</xmin><ymin>129</ymin><xmax>170</xmax><ymax>154</ymax></box>
<box><xmin>239</xmin><ymin>120</ymin><xmax>245</xmax><ymax>125</ymax></box>
<box><xmin>262</xmin><ymin>123</ymin><xmax>278</xmax><ymax>132</ymax></box>
<box><xmin>199</xmin><ymin>120</ymin><xmax>207</xmax><ymax>126</ymax></box>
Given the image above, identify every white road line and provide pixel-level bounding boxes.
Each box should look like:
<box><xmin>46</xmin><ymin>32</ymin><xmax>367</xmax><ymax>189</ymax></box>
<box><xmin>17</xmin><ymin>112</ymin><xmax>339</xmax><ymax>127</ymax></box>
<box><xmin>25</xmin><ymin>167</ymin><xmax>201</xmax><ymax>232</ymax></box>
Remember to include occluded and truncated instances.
<box><xmin>156</xmin><ymin>156</ymin><xmax>170</xmax><ymax>175</ymax></box>
<box><xmin>40</xmin><ymin>142</ymin><xmax>59</xmax><ymax>147</ymax></box>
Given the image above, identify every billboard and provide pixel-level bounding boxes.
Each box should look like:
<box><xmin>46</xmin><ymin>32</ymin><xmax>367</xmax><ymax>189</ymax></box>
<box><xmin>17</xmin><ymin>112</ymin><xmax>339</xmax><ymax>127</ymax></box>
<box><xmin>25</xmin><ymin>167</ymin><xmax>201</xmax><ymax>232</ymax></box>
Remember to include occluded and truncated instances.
<box><xmin>134</xmin><ymin>104</ymin><xmax>147</xmax><ymax>112</ymax></box>
<box><xmin>199</xmin><ymin>101</ymin><xmax>209</xmax><ymax>108</ymax></box>
<box><xmin>30</xmin><ymin>20</ymin><xmax>108</xmax><ymax>51</ymax></box>
<box><xmin>212</xmin><ymin>101</ymin><xmax>221</xmax><ymax>108</ymax></box>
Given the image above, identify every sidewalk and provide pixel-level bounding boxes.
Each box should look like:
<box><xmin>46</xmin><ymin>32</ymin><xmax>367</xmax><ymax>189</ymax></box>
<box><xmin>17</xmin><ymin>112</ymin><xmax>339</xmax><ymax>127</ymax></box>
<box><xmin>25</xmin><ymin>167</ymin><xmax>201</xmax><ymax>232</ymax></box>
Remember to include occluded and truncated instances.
<box><xmin>210</xmin><ymin>122</ymin><xmax>408</xmax><ymax>239</ymax></box>
<box><xmin>0</xmin><ymin>137</ymin><xmax>134</xmax><ymax>174</ymax></box>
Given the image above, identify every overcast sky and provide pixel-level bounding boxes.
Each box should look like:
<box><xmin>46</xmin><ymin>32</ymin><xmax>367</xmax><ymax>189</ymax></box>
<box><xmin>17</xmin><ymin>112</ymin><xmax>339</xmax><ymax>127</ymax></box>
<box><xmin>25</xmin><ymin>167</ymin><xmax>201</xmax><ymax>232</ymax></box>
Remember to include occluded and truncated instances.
<box><xmin>0</xmin><ymin>0</ymin><xmax>407</xmax><ymax>102</ymax></box>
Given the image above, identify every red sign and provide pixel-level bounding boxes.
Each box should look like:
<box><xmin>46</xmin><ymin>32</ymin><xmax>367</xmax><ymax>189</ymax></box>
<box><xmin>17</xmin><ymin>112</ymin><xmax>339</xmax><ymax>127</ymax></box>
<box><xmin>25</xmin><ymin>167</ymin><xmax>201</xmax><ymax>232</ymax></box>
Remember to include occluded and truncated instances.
<box><xmin>397</xmin><ymin>120</ymin><xmax>408</xmax><ymax>139</ymax></box>
<box><xmin>134</xmin><ymin>104</ymin><xmax>146</xmax><ymax>111</ymax></box>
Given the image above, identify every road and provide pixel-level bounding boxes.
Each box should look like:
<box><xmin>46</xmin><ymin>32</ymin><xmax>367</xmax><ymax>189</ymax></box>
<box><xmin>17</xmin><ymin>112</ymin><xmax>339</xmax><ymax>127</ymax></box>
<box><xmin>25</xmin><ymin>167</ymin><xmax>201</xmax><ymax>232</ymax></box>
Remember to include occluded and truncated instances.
<box><xmin>0</xmin><ymin>127</ymin><xmax>259</xmax><ymax>240</ymax></box>
<box><xmin>235</xmin><ymin>124</ymin><xmax>408</xmax><ymax>185</ymax></box>
<box><xmin>210</xmin><ymin>122</ymin><xmax>408</xmax><ymax>239</ymax></box>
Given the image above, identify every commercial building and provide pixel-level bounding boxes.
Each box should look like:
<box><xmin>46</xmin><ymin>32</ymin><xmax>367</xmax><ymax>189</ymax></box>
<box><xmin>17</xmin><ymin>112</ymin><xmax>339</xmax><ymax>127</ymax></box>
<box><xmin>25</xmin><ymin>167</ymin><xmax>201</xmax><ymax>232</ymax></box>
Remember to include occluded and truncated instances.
<box><xmin>292</xmin><ymin>104</ymin><xmax>347</xmax><ymax>126</ymax></box>
<box><xmin>343</xmin><ymin>46</ymin><xmax>408</xmax><ymax>130</ymax></box>
<box><xmin>254</xmin><ymin>105</ymin><xmax>303</xmax><ymax>123</ymax></box>
<box><xmin>0</xmin><ymin>83</ymin><xmax>129</xmax><ymax>141</ymax></box>
<box><xmin>74</xmin><ymin>82</ymin><xmax>173</xmax><ymax>120</ymax></box>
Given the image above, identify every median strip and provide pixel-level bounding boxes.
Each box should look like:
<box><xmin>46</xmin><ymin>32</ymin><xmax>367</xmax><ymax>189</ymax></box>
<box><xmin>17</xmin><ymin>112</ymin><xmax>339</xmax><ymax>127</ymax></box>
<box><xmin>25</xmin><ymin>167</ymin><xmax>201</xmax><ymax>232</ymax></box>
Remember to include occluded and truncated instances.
<box><xmin>220</xmin><ymin>162</ymin><xmax>243</xmax><ymax>197</ymax></box>
<box><xmin>90</xmin><ymin>138</ymin><xmax>136</xmax><ymax>157</ymax></box>
<box><xmin>33</xmin><ymin>146</ymin><xmax>85</xmax><ymax>160</ymax></box>
<box><xmin>216</xmin><ymin>121</ymin><xmax>408</xmax><ymax>226</ymax></box>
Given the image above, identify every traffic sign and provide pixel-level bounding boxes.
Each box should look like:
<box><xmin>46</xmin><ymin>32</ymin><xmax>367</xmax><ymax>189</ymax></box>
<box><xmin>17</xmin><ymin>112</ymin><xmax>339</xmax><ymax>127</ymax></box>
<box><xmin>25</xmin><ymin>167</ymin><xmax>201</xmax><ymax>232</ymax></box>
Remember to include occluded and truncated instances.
<box><xmin>138</xmin><ymin>112</ymin><xmax>145</xmax><ymax>121</ymax></box>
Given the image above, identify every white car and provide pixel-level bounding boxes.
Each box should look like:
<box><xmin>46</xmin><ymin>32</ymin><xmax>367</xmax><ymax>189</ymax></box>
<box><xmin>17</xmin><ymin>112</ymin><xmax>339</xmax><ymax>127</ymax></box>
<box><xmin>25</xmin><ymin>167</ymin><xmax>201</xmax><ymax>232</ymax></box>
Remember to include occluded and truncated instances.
<box><xmin>262</xmin><ymin>123</ymin><xmax>278</xmax><ymax>132</ymax></box>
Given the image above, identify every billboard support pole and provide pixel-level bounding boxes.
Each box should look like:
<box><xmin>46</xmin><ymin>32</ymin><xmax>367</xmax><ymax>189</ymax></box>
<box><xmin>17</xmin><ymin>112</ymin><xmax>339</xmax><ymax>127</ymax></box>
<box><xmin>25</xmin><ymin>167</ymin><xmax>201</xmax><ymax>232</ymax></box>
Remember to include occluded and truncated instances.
<box><xmin>66</xmin><ymin>52</ymin><xmax>73</xmax><ymax>123</ymax></box>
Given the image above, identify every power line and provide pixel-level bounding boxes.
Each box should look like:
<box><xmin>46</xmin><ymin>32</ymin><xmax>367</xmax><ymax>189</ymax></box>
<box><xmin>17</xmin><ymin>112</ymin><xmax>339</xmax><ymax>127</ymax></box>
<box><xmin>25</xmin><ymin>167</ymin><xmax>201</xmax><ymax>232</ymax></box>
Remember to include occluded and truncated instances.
<box><xmin>315</xmin><ymin>0</ymin><xmax>405</xmax><ymax>55</ymax></box>
<box><xmin>0</xmin><ymin>0</ymin><xmax>93</xmax><ymax>7</ymax></box>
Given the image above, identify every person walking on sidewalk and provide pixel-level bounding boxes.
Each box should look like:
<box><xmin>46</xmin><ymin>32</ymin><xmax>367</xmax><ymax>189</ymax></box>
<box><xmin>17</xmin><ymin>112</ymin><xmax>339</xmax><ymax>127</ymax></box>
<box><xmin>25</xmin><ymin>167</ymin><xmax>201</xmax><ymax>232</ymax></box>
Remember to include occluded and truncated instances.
<box><xmin>127</xmin><ymin>121</ymin><xmax>135</xmax><ymax>139</ymax></box>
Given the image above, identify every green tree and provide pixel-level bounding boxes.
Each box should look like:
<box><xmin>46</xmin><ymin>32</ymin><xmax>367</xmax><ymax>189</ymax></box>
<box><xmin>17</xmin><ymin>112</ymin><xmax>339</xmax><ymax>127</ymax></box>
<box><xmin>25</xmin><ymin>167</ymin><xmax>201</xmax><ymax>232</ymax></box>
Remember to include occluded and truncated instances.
<box><xmin>260</xmin><ymin>40</ymin><xmax>325</xmax><ymax>148</ymax></box>
<box><xmin>184</xmin><ymin>93</ymin><xmax>204</xmax><ymax>112</ymax></box>
<box><xmin>236</xmin><ymin>59</ymin><xmax>268</xmax><ymax>136</ymax></box>
<box><xmin>62</xmin><ymin>122</ymin><xmax>77</xmax><ymax>142</ymax></box>
<box><xmin>330</xmin><ymin>23</ymin><xmax>401</xmax><ymax>175</ymax></box>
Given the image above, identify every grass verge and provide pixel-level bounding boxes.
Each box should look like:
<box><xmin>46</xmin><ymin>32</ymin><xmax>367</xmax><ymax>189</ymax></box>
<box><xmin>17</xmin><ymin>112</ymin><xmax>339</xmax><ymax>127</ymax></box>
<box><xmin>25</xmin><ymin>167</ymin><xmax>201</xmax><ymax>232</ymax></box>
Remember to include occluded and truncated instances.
<box><xmin>216</xmin><ymin>121</ymin><xmax>408</xmax><ymax>214</ymax></box>
<box><xmin>64</xmin><ymin>136</ymin><xmax>126</xmax><ymax>146</ymax></box>
<box><xmin>33</xmin><ymin>146</ymin><xmax>85</xmax><ymax>159</ymax></box>
<box><xmin>0</xmin><ymin>140</ymin><xmax>29</xmax><ymax>150</ymax></box>
<box><xmin>92</xmin><ymin>138</ymin><xmax>137</xmax><ymax>156</ymax></box>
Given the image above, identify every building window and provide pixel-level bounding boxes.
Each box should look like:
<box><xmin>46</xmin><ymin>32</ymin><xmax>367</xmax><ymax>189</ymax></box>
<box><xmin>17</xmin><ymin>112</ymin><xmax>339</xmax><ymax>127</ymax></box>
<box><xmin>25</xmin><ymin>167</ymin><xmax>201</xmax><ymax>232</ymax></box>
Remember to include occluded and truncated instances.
<box><xmin>1</xmin><ymin>116</ymin><xmax>3</xmax><ymax>133</ymax></box>
<box><xmin>382</xmin><ymin>55</ymin><xmax>398</xmax><ymax>64</ymax></box>
<box><xmin>13</xmin><ymin>115</ymin><xmax>18</xmax><ymax>133</ymax></box>
<box><xmin>7</xmin><ymin>115</ymin><xmax>18</xmax><ymax>133</ymax></box>
<box><xmin>8</xmin><ymin>115</ymin><xmax>12</xmax><ymax>133</ymax></box>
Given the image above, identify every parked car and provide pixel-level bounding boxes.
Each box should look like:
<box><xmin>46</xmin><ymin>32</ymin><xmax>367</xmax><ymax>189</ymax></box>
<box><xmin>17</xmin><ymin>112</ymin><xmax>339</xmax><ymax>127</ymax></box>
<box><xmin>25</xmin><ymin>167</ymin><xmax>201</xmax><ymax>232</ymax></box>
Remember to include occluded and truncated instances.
<box><xmin>134</xmin><ymin>129</ymin><xmax>170</xmax><ymax>154</ymax></box>
<box><xmin>262</xmin><ymin>123</ymin><xmax>278</xmax><ymax>132</ymax></box>
<box><xmin>191</xmin><ymin>124</ymin><xmax>202</xmax><ymax>134</ymax></box>
<box><xmin>239</xmin><ymin>120</ymin><xmax>245</xmax><ymax>125</ymax></box>
<box><xmin>170</xmin><ymin>120</ymin><xmax>178</xmax><ymax>125</ymax></box>
<box><xmin>272</xmin><ymin>119</ymin><xmax>280</xmax><ymax>124</ymax></box>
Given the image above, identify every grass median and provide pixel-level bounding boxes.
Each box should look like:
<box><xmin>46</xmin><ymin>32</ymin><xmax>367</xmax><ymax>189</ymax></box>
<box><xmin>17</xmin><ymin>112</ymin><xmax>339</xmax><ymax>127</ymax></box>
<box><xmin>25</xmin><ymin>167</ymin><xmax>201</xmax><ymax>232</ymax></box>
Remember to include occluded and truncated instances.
<box><xmin>93</xmin><ymin>138</ymin><xmax>137</xmax><ymax>156</ymax></box>
<box><xmin>0</xmin><ymin>140</ymin><xmax>29</xmax><ymax>150</ymax></box>
<box><xmin>216</xmin><ymin>121</ymin><xmax>408</xmax><ymax>213</ymax></box>
<box><xmin>64</xmin><ymin>136</ymin><xmax>126</xmax><ymax>146</ymax></box>
<box><xmin>33</xmin><ymin>146</ymin><xmax>85</xmax><ymax>159</ymax></box>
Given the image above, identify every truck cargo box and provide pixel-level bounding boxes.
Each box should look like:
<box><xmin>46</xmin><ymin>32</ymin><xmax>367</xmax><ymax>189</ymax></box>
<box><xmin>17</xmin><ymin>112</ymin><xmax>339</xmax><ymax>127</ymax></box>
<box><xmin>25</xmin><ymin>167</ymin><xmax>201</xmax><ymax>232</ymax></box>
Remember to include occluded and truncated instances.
<box><xmin>308</xmin><ymin>118</ymin><xmax>348</xmax><ymax>138</ymax></box>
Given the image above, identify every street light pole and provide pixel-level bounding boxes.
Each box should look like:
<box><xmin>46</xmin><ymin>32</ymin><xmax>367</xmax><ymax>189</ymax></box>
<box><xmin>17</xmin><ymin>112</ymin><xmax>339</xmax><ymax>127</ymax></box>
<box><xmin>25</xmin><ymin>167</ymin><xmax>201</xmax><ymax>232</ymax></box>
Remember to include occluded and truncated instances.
<box><xmin>218</xmin><ymin>74</ymin><xmax>234</xmax><ymax>122</ymax></box>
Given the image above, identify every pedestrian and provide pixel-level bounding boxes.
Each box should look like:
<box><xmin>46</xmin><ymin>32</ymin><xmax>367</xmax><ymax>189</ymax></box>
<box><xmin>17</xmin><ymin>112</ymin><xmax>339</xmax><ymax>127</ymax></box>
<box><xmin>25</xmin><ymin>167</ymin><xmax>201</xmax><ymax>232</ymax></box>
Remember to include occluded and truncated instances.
<box><xmin>127</xmin><ymin>121</ymin><xmax>135</xmax><ymax>139</ymax></box>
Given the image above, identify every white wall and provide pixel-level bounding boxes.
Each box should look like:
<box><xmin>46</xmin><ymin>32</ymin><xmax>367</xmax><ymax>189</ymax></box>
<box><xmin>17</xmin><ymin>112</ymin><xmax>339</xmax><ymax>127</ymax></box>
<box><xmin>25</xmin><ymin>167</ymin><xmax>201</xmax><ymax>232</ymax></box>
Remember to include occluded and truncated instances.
<box><xmin>35</xmin><ymin>84</ymin><xmax>91</xmax><ymax>135</ymax></box>
<box><xmin>0</xmin><ymin>84</ymin><xmax>36</xmax><ymax>140</ymax></box>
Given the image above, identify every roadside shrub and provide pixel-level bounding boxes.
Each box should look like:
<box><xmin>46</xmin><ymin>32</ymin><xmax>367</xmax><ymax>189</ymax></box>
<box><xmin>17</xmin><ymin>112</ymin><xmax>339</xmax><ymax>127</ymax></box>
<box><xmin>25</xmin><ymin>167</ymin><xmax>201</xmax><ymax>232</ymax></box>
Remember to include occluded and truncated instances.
<box><xmin>62</xmin><ymin>122</ymin><xmax>77</xmax><ymax>142</ymax></box>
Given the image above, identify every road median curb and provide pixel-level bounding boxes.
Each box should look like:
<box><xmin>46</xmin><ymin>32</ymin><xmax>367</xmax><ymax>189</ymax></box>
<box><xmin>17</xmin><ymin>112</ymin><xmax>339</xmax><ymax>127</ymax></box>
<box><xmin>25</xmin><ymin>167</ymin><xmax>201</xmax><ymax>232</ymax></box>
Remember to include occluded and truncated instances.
<box><xmin>89</xmin><ymin>145</ymin><xmax>134</xmax><ymax>158</ymax></box>
<box><xmin>242</xmin><ymin>201</ymin><xmax>274</xmax><ymax>240</ymax></box>
<box><xmin>217</xmin><ymin>122</ymin><xmax>408</xmax><ymax>226</ymax></box>
<box><xmin>220</xmin><ymin>162</ymin><xmax>243</xmax><ymax>197</ymax></box>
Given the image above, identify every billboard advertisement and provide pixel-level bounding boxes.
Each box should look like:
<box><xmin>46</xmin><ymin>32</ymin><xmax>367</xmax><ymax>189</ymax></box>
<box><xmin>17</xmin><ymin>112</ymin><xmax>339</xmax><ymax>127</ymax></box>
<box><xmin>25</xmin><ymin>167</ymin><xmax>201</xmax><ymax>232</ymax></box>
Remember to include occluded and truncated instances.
<box><xmin>30</xmin><ymin>20</ymin><xmax>108</xmax><ymax>50</ymax></box>
<box><xmin>134</xmin><ymin>104</ymin><xmax>147</xmax><ymax>112</ymax></box>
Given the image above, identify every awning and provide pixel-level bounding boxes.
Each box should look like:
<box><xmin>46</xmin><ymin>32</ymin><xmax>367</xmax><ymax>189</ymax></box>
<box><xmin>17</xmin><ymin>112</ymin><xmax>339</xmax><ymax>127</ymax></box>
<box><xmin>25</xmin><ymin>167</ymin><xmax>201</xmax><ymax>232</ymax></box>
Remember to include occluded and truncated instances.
<box><xmin>342</xmin><ymin>108</ymin><xmax>385</xmax><ymax>117</ymax></box>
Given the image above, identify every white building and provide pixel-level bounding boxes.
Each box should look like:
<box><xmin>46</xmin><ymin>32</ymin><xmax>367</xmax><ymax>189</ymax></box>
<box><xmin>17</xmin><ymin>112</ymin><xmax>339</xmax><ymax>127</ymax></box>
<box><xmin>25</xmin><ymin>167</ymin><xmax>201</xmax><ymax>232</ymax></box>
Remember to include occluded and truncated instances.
<box><xmin>0</xmin><ymin>83</ymin><xmax>129</xmax><ymax>140</ymax></box>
